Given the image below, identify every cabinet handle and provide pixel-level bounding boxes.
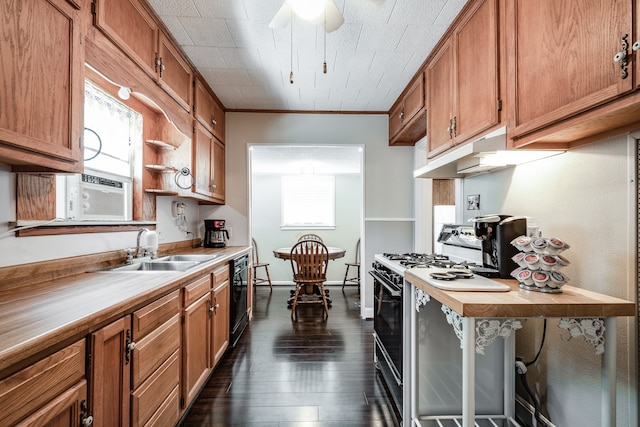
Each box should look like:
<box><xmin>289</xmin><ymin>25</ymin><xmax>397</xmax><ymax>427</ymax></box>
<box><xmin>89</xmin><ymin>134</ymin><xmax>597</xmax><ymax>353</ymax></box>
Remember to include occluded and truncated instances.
<box><xmin>399</xmin><ymin>109</ymin><xmax>404</xmax><ymax>122</ymax></box>
<box><xmin>613</xmin><ymin>34</ymin><xmax>629</xmax><ymax>79</ymax></box>
<box><xmin>448</xmin><ymin>119</ymin><xmax>453</xmax><ymax>138</ymax></box>
<box><xmin>210</xmin><ymin>180</ymin><xmax>216</xmax><ymax>190</ymax></box>
<box><xmin>211</xmin><ymin>116</ymin><xmax>217</xmax><ymax>129</ymax></box>
<box><xmin>80</xmin><ymin>400</ymin><xmax>94</xmax><ymax>426</ymax></box>
<box><xmin>208</xmin><ymin>299</ymin><xmax>214</xmax><ymax>317</ymax></box>
<box><xmin>159</xmin><ymin>59</ymin><xmax>165</xmax><ymax>77</ymax></box>
<box><xmin>125</xmin><ymin>329</ymin><xmax>135</xmax><ymax>364</ymax></box>
<box><xmin>452</xmin><ymin>116</ymin><xmax>457</xmax><ymax>137</ymax></box>
<box><xmin>633</xmin><ymin>40</ymin><xmax>640</xmax><ymax>52</ymax></box>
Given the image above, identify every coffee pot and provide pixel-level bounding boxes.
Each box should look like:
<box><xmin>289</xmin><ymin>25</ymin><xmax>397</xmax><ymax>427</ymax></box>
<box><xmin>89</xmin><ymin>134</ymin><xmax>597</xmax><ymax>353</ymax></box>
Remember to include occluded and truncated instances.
<box><xmin>204</xmin><ymin>219</ymin><xmax>229</xmax><ymax>248</ymax></box>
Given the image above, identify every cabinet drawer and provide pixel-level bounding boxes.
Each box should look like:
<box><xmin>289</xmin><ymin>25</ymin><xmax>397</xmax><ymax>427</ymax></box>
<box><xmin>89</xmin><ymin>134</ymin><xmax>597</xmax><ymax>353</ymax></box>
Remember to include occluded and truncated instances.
<box><xmin>132</xmin><ymin>289</ymin><xmax>180</xmax><ymax>340</ymax></box>
<box><xmin>131</xmin><ymin>350</ymin><xmax>180</xmax><ymax>427</ymax></box>
<box><xmin>144</xmin><ymin>384</ymin><xmax>180</xmax><ymax>427</ymax></box>
<box><xmin>0</xmin><ymin>339</ymin><xmax>85</xmax><ymax>426</ymax></box>
<box><xmin>183</xmin><ymin>274</ymin><xmax>212</xmax><ymax>306</ymax></box>
<box><xmin>213</xmin><ymin>264</ymin><xmax>230</xmax><ymax>285</ymax></box>
<box><xmin>132</xmin><ymin>314</ymin><xmax>180</xmax><ymax>388</ymax></box>
<box><xmin>16</xmin><ymin>380</ymin><xmax>87</xmax><ymax>427</ymax></box>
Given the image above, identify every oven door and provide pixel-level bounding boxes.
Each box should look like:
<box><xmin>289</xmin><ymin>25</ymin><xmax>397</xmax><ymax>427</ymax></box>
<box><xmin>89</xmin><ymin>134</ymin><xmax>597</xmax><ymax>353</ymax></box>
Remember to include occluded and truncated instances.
<box><xmin>373</xmin><ymin>275</ymin><xmax>403</xmax><ymax>378</ymax></box>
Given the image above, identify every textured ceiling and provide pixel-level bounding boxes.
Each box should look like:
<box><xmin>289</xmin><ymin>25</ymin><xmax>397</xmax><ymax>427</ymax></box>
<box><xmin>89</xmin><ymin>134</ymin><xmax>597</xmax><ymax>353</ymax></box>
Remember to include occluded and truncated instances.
<box><xmin>146</xmin><ymin>0</ymin><xmax>467</xmax><ymax>112</ymax></box>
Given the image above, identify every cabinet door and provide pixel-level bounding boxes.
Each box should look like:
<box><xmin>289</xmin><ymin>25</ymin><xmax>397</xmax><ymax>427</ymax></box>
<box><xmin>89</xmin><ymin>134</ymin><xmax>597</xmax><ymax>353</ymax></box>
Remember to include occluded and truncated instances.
<box><xmin>212</xmin><ymin>276</ymin><xmax>230</xmax><ymax>367</ymax></box>
<box><xmin>507</xmin><ymin>0</ymin><xmax>633</xmax><ymax>138</ymax></box>
<box><xmin>16</xmin><ymin>380</ymin><xmax>87</xmax><ymax>427</ymax></box>
<box><xmin>93</xmin><ymin>0</ymin><xmax>158</xmax><ymax>79</ymax></box>
<box><xmin>454</xmin><ymin>0</ymin><xmax>499</xmax><ymax>144</ymax></box>
<box><xmin>388</xmin><ymin>102</ymin><xmax>404</xmax><ymax>139</ymax></box>
<box><xmin>194</xmin><ymin>78</ymin><xmax>216</xmax><ymax>133</ymax></box>
<box><xmin>182</xmin><ymin>289</ymin><xmax>212</xmax><ymax>407</ymax></box>
<box><xmin>158</xmin><ymin>32</ymin><xmax>193</xmax><ymax>112</ymax></box>
<box><xmin>403</xmin><ymin>74</ymin><xmax>425</xmax><ymax>124</ymax></box>
<box><xmin>427</xmin><ymin>38</ymin><xmax>455</xmax><ymax>158</ymax></box>
<box><xmin>193</xmin><ymin>122</ymin><xmax>214</xmax><ymax>198</ymax></box>
<box><xmin>0</xmin><ymin>0</ymin><xmax>83</xmax><ymax>172</ymax></box>
<box><xmin>211</xmin><ymin>98</ymin><xmax>226</xmax><ymax>143</ymax></box>
<box><xmin>211</xmin><ymin>138</ymin><xmax>226</xmax><ymax>202</ymax></box>
<box><xmin>90</xmin><ymin>316</ymin><xmax>131</xmax><ymax>427</ymax></box>
<box><xmin>0</xmin><ymin>340</ymin><xmax>85</xmax><ymax>426</ymax></box>
<box><xmin>131</xmin><ymin>350</ymin><xmax>180</xmax><ymax>427</ymax></box>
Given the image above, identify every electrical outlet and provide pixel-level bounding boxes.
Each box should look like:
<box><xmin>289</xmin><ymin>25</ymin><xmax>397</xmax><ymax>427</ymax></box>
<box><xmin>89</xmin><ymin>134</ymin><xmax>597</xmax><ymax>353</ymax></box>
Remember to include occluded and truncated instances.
<box><xmin>227</xmin><ymin>227</ymin><xmax>232</xmax><ymax>238</ymax></box>
<box><xmin>157</xmin><ymin>230</ymin><xmax>164</xmax><ymax>241</ymax></box>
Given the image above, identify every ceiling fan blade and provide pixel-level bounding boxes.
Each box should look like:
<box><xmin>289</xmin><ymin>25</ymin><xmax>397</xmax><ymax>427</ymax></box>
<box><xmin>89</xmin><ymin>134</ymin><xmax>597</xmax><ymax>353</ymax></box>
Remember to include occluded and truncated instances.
<box><xmin>268</xmin><ymin>2</ymin><xmax>292</xmax><ymax>29</ymax></box>
<box><xmin>322</xmin><ymin>0</ymin><xmax>344</xmax><ymax>33</ymax></box>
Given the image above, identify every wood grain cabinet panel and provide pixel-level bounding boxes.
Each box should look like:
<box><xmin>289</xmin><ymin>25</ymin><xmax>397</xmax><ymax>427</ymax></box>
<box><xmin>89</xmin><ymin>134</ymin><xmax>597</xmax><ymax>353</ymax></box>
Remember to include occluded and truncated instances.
<box><xmin>158</xmin><ymin>32</ymin><xmax>193</xmax><ymax>112</ymax></box>
<box><xmin>193</xmin><ymin>122</ymin><xmax>225</xmax><ymax>204</ymax></box>
<box><xmin>89</xmin><ymin>316</ymin><xmax>131</xmax><ymax>427</ymax></box>
<box><xmin>16</xmin><ymin>380</ymin><xmax>88</xmax><ymax>427</ymax></box>
<box><xmin>93</xmin><ymin>0</ymin><xmax>193</xmax><ymax>112</ymax></box>
<box><xmin>388</xmin><ymin>72</ymin><xmax>426</xmax><ymax>146</ymax></box>
<box><xmin>93</xmin><ymin>0</ymin><xmax>158</xmax><ymax>80</ymax></box>
<box><xmin>0</xmin><ymin>0</ymin><xmax>84</xmax><ymax>173</ymax></box>
<box><xmin>427</xmin><ymin>0</ymin><xmax>500</xmax><ymax>158</ymax></box>
<box><xmin>131</xmin><ymin>350</ymin><xmax>180</xmax><ymax>427</ymax></box>
<box><xmin>194</xmin><ymin>77</ymin><xmax>226</xmax><ymax>142</ymax></box>
<box><xmin>182</xmin><ymin>277</ymin><xmax>212</xmax><ymax>409</ymax></box>
<box><xmin>0</xmin><ymin>339</ymin><xmax>86</xmax><ymax>426</ymax></box>
<box><xmin>212</xmin><ymin>267</ymin><xmax>230</xmax><ymax>367</ymax></box>
<box><xmin>507</xmin><ymin>0</ymin><xmax>635</xmax><ymax>141</ymax></box>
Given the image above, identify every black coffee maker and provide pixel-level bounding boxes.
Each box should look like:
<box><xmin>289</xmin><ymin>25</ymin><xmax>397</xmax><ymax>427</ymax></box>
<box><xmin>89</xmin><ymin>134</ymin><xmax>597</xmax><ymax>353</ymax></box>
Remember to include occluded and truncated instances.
<box><xmin>204</xmin><ymin>219</ymin><xmax>229</xmax><ymax>248</ymax></box>
<box><xmin>470</xmin><ymin>215</ymin><xmax>526</xmax><ymax>278</ymax></box>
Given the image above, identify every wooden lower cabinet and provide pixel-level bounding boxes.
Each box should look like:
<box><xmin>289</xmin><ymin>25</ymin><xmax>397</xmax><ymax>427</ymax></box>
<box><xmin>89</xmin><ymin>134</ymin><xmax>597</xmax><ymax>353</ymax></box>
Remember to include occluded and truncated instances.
<box><xmin>89</xmin><ymin>316</ymin><xmax>132</xmax><ymax>427</ymax></box>
<box><xmin>130</xmin><ymin>291</ymin><xmax>181</xmax><ymax>427</ymax></box>
<box><xmin>0</xmin><ymin>339</ymin><xmax>87</xmax><ymax>426</ymax></box>
<box><xmin>212</xmin><ymin>265</ymin><xmax>230</xmax><ymax>367</ymax></box>
<box><xmin>182</xmin><ymin>274</ymin><xmax>212</xmax><ymax>409</ymax></box>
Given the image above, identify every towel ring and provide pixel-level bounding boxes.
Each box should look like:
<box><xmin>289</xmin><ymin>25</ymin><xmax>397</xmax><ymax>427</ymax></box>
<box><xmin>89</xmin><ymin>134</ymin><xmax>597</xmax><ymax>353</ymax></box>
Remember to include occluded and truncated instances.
<box><xmin>175</xmin><ymin>167</ymin><xmax>194</xmax><ymax>189</ymax></box>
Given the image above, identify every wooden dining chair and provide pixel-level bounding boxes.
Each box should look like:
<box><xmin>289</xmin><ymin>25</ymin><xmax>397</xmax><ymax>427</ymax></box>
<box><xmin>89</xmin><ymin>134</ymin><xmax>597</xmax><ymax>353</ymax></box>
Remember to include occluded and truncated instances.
<box><xmin>297</xmin><ymin>233</ymin><xmax>323</xmax><ymax>243</ymax></box>
<box><xmin>251</xmin><ymin>238</ymin><xmax>272</xmax><ymax>290</ymax></box>
<box><xmin>289</xmin><ymin>239</ymin><xmax>330</xmax><ymax>320</ymax></box>
<box><xmin>342</xmin><ymin>238</ymin><xmax>360</xmax><ymax>289</ymax></box>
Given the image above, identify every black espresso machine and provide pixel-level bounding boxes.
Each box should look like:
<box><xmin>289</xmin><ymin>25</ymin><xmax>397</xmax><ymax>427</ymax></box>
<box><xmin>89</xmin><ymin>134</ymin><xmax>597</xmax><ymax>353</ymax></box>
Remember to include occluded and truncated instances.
<box><xmin>469</xmin><ymin>214</ymin><xmax>526</xmax><ymax>278</ymax></box>
<box><xmin>439</xmin><ymin>215</ymin><xmax>526</xmax><ymax>278</ymax></box>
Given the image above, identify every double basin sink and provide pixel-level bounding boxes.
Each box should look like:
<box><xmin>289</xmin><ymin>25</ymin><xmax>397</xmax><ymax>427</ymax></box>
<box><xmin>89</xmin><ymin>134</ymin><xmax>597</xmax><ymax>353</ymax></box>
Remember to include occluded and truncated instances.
<box><xmin>97</xmin><ymin>254</ymin><xmax>221</xmax><ymax>273</ymax></box>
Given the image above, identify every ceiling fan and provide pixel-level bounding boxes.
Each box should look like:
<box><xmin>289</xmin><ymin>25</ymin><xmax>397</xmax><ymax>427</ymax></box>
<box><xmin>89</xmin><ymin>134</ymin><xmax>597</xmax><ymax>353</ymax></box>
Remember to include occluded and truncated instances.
<box><xmin>269</xmin><ymin>0</ymin><xmax>345</xmax><ymax>33</ymax></box>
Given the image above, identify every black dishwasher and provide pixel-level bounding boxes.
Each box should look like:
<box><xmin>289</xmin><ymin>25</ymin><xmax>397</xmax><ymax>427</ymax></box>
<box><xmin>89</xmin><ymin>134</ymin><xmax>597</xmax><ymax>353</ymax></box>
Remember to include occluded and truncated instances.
<box><xmin>229</xmin><ymin>253</ymin><xmax>249</xmax><ymax>347</ymax></box>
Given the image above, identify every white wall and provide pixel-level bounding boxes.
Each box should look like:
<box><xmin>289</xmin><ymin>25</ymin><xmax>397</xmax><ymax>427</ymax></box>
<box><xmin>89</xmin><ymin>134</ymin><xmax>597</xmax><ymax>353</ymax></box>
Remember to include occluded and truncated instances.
<box><xmin>457</xmin><ymin>134</ymin><xmax>637</xmax><ymax>427</ymax></box>
<box><xmin>202</xmin><ymin>112</ymin><xmax>415</xmax><ymax>317</ymax></box>
<box><xmin>251</xmin><ymin>173</ymin><xmax>361</xmax><ymax>284</ymax></box>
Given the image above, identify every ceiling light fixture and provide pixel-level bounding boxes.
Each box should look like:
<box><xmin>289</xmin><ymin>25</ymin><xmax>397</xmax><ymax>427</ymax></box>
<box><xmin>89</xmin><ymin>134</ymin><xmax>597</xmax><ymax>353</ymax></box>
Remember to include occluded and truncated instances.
<box><xmin>289</xmin><ymin>0</ymin><xmax>328</xmax><ymax>21</ymax></box>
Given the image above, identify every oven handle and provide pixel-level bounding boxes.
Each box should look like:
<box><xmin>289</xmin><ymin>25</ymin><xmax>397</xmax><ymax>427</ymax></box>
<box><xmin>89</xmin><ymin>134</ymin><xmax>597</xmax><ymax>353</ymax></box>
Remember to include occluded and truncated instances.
<box><xmin>373</xmin><ymin>332</ymin><xmax>402</xmax><ymax>387</ymax></box>
<box><xmin>368</xmin><ymin>271</ymin><xmax>402</xmax><ymax>297</ymax></box>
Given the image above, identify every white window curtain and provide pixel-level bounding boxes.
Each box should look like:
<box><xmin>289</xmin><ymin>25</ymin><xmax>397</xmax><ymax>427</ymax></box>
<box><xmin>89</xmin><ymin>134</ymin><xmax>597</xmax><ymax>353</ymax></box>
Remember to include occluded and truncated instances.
<box><xmin>83</xmin><ymin>81</ymin><xmax>142</xmax><ymax>178</ymax></box>
<box><xmin>281</xmin><ymin>175</ymin><xmax>335</xmax><ymax>228</ymax></box>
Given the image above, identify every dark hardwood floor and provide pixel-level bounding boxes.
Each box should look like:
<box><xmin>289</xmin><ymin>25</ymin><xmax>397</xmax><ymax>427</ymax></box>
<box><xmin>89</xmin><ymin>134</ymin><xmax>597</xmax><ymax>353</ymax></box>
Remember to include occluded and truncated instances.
<box><xmin>180</xmin><ymin>285</ymin><xmax>400</xmax><ymax>427</ymax></box>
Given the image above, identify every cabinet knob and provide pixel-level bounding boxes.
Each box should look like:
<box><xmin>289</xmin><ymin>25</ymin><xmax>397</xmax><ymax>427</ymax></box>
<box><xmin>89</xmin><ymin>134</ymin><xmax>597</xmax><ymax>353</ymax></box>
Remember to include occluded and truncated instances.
<box><xmin>211</xmin><ymin>117</ymin><xmax>217</xmax><ymax>128</ymax></box>
<box><xmin>399</xmin><ymin>109</ymin><xmax>404</xmax><ymax>121</ymax></box>
<box><xmin>82</xmin><ymin>416</ymin><xmax>94</xmax><ymax>427</ymax></box>
<box><xmin>127</xmin><ymin>341</ymin><xmax>136</xmax><ymax>352</ymax></box>
<box><xmin>633</xmin><ymin>40</ymin><xmax>640</xmax><ymax>52</ymax></box>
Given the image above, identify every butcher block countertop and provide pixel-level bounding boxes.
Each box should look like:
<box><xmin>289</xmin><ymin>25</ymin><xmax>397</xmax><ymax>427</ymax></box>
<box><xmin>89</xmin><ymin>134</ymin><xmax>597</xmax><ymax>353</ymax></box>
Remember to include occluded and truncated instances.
<box><xmin>406</xmin><ymin>269</ymin><xmax>636</xmax><ymax>319</ymax></box>
<box><xmin>0</xmin><ymin>246</ymin><xmax>249</xmax><ymax>377</ymax></box>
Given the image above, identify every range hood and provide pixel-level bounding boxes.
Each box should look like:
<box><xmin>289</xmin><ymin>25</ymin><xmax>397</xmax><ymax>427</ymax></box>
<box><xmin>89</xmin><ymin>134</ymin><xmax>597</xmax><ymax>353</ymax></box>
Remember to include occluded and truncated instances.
<box><xmin>414</xmin><ymin>127</ymin><xmax>564</xmax><ymax>179</ymax></box>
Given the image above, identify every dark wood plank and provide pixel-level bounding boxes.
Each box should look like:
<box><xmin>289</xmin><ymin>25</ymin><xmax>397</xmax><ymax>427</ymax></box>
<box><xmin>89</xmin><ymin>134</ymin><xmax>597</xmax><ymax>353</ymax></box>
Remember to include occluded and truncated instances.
<box><xmin>179</xmin><ymin>286</ymin><xmax>399</xmax><ymax>427</ymax></box>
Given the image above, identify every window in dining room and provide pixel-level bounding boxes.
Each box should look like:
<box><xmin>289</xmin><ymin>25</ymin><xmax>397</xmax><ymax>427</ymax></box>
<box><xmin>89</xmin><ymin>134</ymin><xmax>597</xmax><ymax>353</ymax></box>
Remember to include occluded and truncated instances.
<box><xmin>281</xmin><ymin>175</ymin><xmax>335</xmax><ymax>229</ymax></box>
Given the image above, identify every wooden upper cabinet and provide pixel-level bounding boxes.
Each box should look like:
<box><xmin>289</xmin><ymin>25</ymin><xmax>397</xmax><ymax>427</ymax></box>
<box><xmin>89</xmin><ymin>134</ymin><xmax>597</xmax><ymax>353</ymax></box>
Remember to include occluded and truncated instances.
<box><xmin>193</xmin><ymin>121</ymin><xmax>225</xmax><ymax>204</ymax></box>
<box><xmin>93</xmin><ymin>0</ymin><xmax>193</xmax><ymax>112</ymax></box>
<box><xmin>93</xmin><ymin>0</ymin><xmax>158</xmax><ymax>78</ymax></box>
<box><xmin>454</xmin><ymin>0</ymin><xmax>499</xmax><ymax>143</ymax></box>
<box><xmin>389</xmin><ymin>72</ymin><xmax>426</xmax><ymax>145</ymax></box>
<box><xmin>507</xmin><ymin>0</ymin><xmax>634</xmax><ymax>140</ymax></box>
<box><xmin>194</xmin><ymin>77</ymin><xmax>225</xmax><ymax>142</ymax></box>
<box><xmin>427</xmin><ymin>0</ymin><xmax>500</xmax><ymax>159</ymax></box>
<box><xmin>158</xmin><ymin>33</ymin><xmax>193</xmax><ymax>112</ymax></box>
<box><xmin>0</xmin><ymin>0</ymin><xmax>84</xmax><ymax>173</ymax></box>
<box><xmin>427</xmin><ymin>38</ymin><xmax>455</xmax><ymax>158</ymax></box>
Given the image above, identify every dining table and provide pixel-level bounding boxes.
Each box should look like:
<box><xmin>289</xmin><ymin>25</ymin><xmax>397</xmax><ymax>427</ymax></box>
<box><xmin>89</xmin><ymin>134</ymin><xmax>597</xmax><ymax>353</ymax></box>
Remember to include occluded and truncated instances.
<box><xmin>273</xmin><ymin>246</ymin><xmax>346</xmax><ymax>306</ymax></box>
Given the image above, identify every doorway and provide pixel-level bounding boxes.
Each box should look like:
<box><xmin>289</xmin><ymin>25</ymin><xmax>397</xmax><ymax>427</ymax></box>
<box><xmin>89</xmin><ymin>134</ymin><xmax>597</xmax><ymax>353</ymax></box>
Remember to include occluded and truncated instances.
<box><xmin>248</xmin><ymin>145</ymin><xmax>365</xmax><ymax>313</ymax></box>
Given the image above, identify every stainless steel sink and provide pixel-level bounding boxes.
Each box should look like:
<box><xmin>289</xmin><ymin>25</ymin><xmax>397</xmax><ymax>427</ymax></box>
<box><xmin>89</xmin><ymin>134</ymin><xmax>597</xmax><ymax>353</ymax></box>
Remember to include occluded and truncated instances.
<box><xmin>100</xmin><ymin>261</ymin><xmax>200</xmax><ymax>272</ymax></box>
<box><xmin>153</xmin><ymin>254</ymin><xmax>220</xmax><ymax>263</ymax></box>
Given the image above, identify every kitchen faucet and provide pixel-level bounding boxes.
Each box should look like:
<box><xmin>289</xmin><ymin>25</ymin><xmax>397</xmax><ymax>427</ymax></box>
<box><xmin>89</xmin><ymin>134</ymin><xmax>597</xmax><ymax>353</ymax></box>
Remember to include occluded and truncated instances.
<box><xmin>136</xmin><ymin>228</ymin><xmax>150</xmax><ymax>258</ymax></box>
